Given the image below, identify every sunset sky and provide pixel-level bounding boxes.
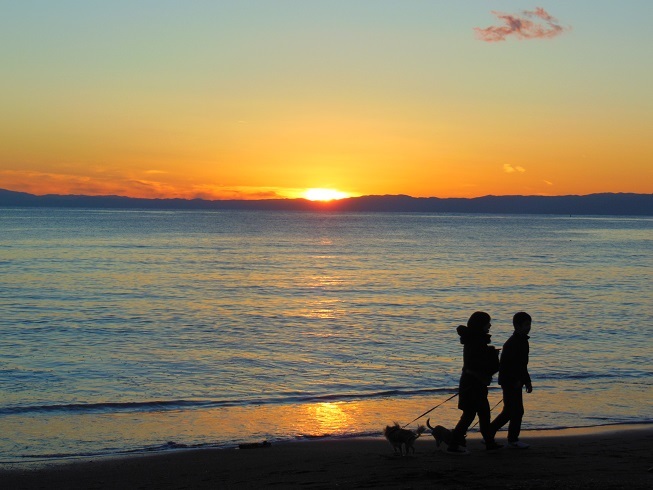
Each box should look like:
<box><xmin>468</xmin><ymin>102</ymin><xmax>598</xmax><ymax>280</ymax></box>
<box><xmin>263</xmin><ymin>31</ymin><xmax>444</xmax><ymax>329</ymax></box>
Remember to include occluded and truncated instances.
<box><xmin>1</xmin><ymin>1</ymin><xmax>652</xmax><ymax>200</ymax></box>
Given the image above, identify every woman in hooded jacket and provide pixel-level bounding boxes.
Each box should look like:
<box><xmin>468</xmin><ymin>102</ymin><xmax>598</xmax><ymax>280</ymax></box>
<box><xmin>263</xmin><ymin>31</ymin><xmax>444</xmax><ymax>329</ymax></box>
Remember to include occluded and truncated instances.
<box><xmin>447</xmin><ymin>311</ymin><xmax>502</xmax><ymax>454</ymax></box>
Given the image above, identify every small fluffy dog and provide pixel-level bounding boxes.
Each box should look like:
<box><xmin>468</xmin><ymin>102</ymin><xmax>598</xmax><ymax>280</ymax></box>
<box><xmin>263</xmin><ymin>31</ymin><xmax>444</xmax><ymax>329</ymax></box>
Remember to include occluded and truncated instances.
<box><xmin>426</xmin><ymin>418</ymin><xmax>452</xmax><ymax>449</ymax></box>
<box><xmin>383</xmin><ymin>422</ymin><xmax>426</xmax><ymax>455</ymax></box>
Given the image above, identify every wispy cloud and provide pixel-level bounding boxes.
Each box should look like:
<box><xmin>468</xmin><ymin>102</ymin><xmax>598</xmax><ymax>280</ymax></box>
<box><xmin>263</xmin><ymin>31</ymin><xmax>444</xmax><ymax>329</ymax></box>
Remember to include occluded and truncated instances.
<box><xmin>504</xmin><ymin>164</ymin><xmax>526</xmax><ymax>173</ymax></box>
<box><xmin>0</xmin><ymin>169</ymin><xmax>297</xmax><ymax>200</ymax></box>
<box><xmin>475</xmin><ymin>7</ymin><xmax>570</xmax><ymax>42</ymax></box>
<box><xmin>0</xmin><ymin>169</ymin><xmax>119</xmax><ymax>196</ymax></box>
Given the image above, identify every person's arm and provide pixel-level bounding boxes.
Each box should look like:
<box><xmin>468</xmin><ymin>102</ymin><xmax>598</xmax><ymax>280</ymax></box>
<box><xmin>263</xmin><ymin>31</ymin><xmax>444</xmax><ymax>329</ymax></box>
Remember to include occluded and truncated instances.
<box><xmin>524</xmin><ymin>372</ymin><xmax>533</xmax><ymax>393</ymax></box>
<box><xmin>521</xmin><ymin>338</ymin><xmax>532</xmax><ymax>392</ymax></box>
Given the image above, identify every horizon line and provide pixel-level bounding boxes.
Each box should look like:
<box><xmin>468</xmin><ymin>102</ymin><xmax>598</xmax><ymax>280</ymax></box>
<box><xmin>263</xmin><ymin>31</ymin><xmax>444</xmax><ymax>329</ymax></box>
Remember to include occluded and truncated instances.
<box><xmin>2</xmin><ymin>187</ymin><xmax>651</xmax><ymax>202</ymax></box>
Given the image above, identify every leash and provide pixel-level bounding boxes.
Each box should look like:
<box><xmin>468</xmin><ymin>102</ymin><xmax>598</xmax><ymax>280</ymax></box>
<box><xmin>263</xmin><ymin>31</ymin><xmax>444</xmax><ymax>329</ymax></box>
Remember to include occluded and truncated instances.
<box><xmin>401</xmin><ymin>391</ymin><xmax>460</xmax><ymax>428</ymax></box>
<box><xmin>469</xmin><ymin>397</ymin><xmax>504</xmax><ymax>430</ymax></box>
<box><xmin>401</xmin><ymin>391</ymin><xmax>502</xmax><ymax>430</ymax></box>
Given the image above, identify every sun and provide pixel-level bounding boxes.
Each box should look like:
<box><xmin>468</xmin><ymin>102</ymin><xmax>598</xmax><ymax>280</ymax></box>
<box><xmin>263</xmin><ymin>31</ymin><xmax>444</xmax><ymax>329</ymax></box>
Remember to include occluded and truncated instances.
<box><xmin>303</xmin><ymin>188</ymin><xmax>350</xmax><ymax>201</ymax></box>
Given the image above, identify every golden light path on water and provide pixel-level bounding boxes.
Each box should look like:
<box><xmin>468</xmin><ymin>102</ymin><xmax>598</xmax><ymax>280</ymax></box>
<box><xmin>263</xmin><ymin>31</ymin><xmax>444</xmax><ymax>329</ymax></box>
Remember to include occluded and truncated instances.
<box><xmin>302</xmin><ymin>403</ymin><xmax>353</xmax><ymax>436</ymax></box>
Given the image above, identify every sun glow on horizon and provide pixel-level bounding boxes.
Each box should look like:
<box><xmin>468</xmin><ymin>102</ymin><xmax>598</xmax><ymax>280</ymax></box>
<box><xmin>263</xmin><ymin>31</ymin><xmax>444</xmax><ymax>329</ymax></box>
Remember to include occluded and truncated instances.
<box><xmin>303</xmin><ymin>188</ymin><xmax>351</xmax><ymax>201</ymax></box>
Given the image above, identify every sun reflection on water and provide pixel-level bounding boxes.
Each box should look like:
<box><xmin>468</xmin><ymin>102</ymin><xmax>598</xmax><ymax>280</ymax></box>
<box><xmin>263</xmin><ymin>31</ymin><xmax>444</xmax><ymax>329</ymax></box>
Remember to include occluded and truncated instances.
<box><xmin>308</xmin><ymin>402</ymin><xmax>352</xmax><ymax>435</ymax></box>
<box><xmin>299</xmin><ymin>298</ymin><xmax>345</xmax><ymax>320</ymax></box>
<box><xmin>309</xmin><ymin>274</ymin><xmax>344</xmax><ymax>288</ymax></box>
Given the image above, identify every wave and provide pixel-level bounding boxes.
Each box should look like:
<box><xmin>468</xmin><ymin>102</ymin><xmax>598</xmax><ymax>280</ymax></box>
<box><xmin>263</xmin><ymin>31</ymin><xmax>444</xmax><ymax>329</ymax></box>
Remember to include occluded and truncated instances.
<box><xmin>542</xmin><ymin>371</ymin><xmax>652</xmax><ymax>381</ymax></box>
<box><xmin>0</xmin><ymin>387</ymin><xmax>456</xmax><ymax>416</ymax></box>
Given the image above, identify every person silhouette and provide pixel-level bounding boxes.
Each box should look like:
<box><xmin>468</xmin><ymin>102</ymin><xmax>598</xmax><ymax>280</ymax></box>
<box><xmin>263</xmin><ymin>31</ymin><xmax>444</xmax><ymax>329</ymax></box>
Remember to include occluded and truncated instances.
<box><xmin>488</xmin><ymin>311</ymin><xmax>533</xmax><ymax>449</ymax></box>
<box><xmin>447</xmin><ymin>311</ymin><xmax>502</xmax><ymax>454</ymax></box>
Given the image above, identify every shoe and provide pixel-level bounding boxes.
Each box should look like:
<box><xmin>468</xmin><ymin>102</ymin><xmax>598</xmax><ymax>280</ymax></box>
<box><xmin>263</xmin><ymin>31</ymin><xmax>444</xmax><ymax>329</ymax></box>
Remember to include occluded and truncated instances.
<box><xmin>507</xmin><ymin>440</ymin><xmax>530</xmax><ymax>449</ymax></box>
<box><xmin>445</xmin><ymin>444</ymin><xmax>470</xmax><ymax>455</ymax></box>
<box><xmin>485</xmin><ymin>442</ymin><xmax>503</xmax><ymax>451</ymax></box>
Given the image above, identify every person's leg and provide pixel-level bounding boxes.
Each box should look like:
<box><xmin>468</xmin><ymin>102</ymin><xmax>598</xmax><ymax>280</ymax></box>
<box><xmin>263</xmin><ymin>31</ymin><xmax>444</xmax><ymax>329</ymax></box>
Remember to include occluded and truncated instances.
<box><xmin>451</xmin><ymin>377</ymin><xmax>476</xmax><ymax>448</ymax></box>
<box><xmin>451</xmin><ymin>410</ymin><xmax>475</xmax><ymax>447</ymax></box>
<box><xmin>477</xmin><ymin>397</ymin><xmax>496</xmax><ymax>445</ymax></box>
<box><xmin>489</xmin><ymin>385</ymin><xmax>511</xmax><ymax>437</ymax></box>
<box><xmin>505</xmin><ymin>385</ymin><xmax>524</xmax><ymax>443</ymax></box>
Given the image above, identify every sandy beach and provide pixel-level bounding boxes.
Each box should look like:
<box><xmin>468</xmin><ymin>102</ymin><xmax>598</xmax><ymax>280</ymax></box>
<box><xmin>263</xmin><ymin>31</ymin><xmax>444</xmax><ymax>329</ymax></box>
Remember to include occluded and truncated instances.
<box><xmin>2</xmin><ymin>425</ymin><xmax>651</xmax><ymax>489</ymax></box>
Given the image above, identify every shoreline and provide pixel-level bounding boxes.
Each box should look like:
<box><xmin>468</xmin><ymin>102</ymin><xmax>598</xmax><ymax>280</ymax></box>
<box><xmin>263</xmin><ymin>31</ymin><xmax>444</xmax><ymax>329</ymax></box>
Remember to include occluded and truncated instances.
<box><xmin>3</xmin><ymin>421</ymin><xmax>650</xmax><ymax>467</ymax></box>
<box><xmin>2</xmin><ymin>424</ymin><xmax>651</xmax><ymax>489</ymax></box>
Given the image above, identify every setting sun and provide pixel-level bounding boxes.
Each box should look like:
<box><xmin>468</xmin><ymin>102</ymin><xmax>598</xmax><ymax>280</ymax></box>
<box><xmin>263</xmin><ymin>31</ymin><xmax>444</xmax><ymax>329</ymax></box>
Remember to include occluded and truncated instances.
<box><xmin>303</xmin><ymin>188</ymin><xmax>350</xmax><ymax>201</ymax></box>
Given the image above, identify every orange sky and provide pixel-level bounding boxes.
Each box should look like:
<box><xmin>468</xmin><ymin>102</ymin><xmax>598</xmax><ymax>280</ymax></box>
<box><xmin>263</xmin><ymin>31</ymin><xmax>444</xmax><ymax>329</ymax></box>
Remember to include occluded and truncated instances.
<box><xmin>1</xmin><ymin>2</ymin><xmax>652</xmax><ymax>200</ymax></box>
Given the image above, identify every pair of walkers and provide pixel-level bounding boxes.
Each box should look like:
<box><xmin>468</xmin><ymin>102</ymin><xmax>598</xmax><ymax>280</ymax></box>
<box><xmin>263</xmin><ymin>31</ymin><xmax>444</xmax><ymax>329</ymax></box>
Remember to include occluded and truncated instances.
<box><xmin>447</xmin><ymin>311</ymin><xmax>533</xmax><ymax>454</ymax></box>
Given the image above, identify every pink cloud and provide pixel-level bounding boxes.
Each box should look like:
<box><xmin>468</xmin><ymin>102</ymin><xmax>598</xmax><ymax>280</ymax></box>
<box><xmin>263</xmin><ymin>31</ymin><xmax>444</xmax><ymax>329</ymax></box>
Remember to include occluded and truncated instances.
<box><xmin>475</xmin><ymin>7</ymin><xmax>570</xmax><ymax>42</ymax></box>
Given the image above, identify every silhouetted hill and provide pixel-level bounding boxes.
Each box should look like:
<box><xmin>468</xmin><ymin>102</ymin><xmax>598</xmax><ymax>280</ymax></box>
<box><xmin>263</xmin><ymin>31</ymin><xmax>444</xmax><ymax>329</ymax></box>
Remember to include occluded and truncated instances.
<box><xmin>0</xmin><ymin>189</ymin><xmax>651</xmax><ymax>216</ymax></box>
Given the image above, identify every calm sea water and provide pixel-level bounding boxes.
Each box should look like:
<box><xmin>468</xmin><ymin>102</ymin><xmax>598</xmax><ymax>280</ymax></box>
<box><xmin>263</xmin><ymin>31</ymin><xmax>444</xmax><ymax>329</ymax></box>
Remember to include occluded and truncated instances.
<box><xmin>0</xmin><ymin>208</ymin><xmax>651</xmax><ymax>463</ymax></box>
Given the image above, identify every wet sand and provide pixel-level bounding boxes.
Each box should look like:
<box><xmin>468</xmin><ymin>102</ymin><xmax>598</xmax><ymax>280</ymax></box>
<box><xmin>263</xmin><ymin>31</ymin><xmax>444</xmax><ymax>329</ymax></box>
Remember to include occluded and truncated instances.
<box><xmin>2</xmin><ymin>425</ymin><xmax>651</xmax><ymax>489</ymax></box>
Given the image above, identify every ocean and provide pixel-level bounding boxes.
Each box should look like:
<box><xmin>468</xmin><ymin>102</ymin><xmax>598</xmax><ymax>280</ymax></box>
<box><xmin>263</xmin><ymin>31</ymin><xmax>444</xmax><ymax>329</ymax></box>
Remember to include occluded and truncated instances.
<box><xmin>1</xmin><ymin>208</ymin><xmax>651</xmax><ymax>464</ymax></box>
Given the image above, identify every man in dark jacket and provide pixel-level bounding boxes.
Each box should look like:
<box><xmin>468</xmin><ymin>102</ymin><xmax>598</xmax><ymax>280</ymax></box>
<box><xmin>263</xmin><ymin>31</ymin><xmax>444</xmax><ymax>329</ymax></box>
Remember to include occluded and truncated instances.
<box><xmin>448</xmin><ymin>311</ymin><xmax>502</xmax><ymax>454</ymax></box>
<box><xmin>489</xmin><ymin>311</ymin><xmax>533</xmax><ymax>449</ymax></box>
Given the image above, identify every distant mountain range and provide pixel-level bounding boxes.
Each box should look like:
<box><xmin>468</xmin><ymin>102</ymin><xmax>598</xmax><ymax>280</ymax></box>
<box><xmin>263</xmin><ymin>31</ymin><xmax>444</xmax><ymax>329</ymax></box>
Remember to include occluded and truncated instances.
<box><xmin>1</xmin><ymin>188</ymin><xmax>652</xmax><ymax>216</ymax></box>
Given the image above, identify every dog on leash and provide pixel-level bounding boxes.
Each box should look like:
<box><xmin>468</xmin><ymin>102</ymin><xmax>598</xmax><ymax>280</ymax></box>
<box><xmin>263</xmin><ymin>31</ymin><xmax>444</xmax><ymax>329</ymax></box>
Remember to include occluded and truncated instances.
<box><xmin>426</xmin><ymin>418</ymin><xmax>452</xmax><ymax>449</ymax></box>
<box><xmin>383</xmin><ymin>422</ymin><xmax>426</xmax><ymax>455</ymax></box>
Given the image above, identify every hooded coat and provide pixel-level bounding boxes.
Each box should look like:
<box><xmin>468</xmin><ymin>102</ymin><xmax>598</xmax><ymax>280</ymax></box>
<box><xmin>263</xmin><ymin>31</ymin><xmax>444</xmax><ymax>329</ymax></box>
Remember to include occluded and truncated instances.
<box><xmin>456</xmin><ymin>325</ymin><xmax>501</xmax><ymax>411</ymax></box>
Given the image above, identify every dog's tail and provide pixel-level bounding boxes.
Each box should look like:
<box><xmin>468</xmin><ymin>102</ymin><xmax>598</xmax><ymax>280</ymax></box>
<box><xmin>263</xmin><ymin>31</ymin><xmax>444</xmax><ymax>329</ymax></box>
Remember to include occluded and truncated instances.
<box><xmin>426</xmin><ymin>418</ymin><xmax>435</xmax><ymax>431</ymax></box>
